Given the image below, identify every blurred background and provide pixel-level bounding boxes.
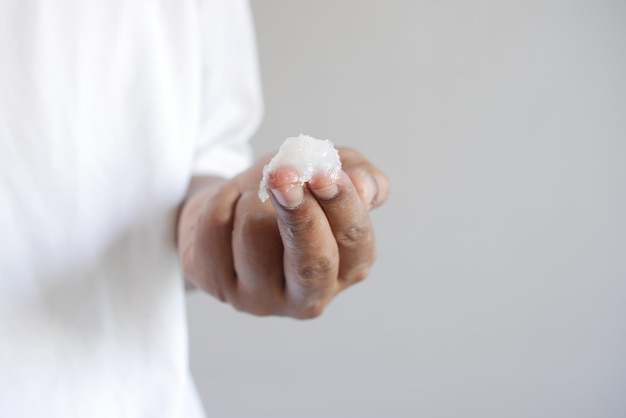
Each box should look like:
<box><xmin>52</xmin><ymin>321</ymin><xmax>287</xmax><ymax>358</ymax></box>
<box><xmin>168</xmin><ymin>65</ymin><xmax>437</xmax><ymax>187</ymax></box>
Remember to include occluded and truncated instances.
<box><xmin>187</xmin><ymin>0</ymin><xmax>626</xmax><ymax>417</ymax></box>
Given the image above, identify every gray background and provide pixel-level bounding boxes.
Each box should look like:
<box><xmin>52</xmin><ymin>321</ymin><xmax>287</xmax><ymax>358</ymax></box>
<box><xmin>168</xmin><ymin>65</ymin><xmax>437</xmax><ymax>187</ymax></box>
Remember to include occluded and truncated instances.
<box><xmin>187</xmin><ymin>0</ymin><xmax>626</xmax><ymax>417</ymax></box>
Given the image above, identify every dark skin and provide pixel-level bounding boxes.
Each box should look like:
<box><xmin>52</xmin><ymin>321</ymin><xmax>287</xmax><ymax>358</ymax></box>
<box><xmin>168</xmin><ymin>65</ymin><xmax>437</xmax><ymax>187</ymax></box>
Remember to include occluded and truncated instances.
<box><xmin>177</xmin><ymin>147</ymin><xmax>390</xmax><ymax>319</ymax></box>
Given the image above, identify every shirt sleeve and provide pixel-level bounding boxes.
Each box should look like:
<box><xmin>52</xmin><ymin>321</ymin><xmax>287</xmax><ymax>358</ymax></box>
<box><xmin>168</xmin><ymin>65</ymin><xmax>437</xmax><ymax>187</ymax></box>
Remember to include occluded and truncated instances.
<box><xmin>193</xmin><ymin>0</ymin><xmax>263</xmax><ymax>178</ymax></box>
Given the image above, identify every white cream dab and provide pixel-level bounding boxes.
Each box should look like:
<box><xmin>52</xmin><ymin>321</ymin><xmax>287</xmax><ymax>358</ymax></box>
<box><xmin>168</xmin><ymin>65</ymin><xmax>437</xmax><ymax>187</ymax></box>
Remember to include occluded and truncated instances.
<box><xmin>258</xmin><ymin>134</ymin><xmax>342</xmax><ymax>202</ymax></box>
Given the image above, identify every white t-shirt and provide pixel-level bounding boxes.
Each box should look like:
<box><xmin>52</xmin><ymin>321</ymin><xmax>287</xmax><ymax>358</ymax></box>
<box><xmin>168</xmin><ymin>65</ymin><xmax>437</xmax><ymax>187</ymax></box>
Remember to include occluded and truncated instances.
<box><xmin>0</xmin><ymin>0</ymin><xmax>262</xmax><ymax>416</ymax></box>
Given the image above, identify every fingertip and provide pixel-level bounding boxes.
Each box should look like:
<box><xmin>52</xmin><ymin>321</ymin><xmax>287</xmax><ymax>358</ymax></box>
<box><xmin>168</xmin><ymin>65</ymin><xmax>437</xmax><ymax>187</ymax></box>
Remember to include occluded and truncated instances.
<box><xmin>347</xmin><ymin>169</ymin><xmax>378</xmax><ymax>209</ymax></box>
<box><xmin>308</xmin><ymin>173</ymin><xmax>340</xmax><ymax>200</ymax></box>
<box><xmin>270</xmin><ymin>184</ymin><xmax>304</xmax><ymax>209</ymax></box>
<box><xmin>264</xmin><ymin>166</ymin><xmax>305</xmax><ymax>209</ymax></box>
<box><xmin>371</xmin><ymin>170</ymin><xmax>391</xmax><ymax>208</ymax></box>
<box><xmin>266</xmin><ymin>166</ymin><xmax>301</xmax><ymax>189</ymax></box>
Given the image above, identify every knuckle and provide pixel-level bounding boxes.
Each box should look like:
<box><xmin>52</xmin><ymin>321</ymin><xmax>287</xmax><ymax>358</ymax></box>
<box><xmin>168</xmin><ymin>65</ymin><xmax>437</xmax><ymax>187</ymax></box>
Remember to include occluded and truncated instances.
<box><xmin>282</xmin><ymin>213</ymin><xmax>316</xmax><ymax>237</ymax></box>
<box><xmin>336</xmin><ymin>221</ymin><xmax>371</xmax><ymax>247</ymax></box>
<box><xmin>228</xmin><ymin>293</ymin><xmax>247</xmax><ymax>313</ymax></box>
<box><xmin>213</xmin><ymin>287</ymin><xmax>228</xmax><ymax>304</ymax></box>
<box><xmin>239</xmin><ymin>210</ymin><xmax>277</xmax><ymax>238</ymax></box>
<box><xmin>295</xmin><ymin>301</ymin><xmax>326</xmax><ymax>320</ymax></box>
<box><xmin>245</xmin><ymin>305</ymin><xmax>275</xmax><ymax>317</ymax></box>
<box><xmin>342</xmin><ymin>248</ymin><xmax>377</xmax><ymax>284</ymax></box>
<box><xmin>227</xmin><ymin>285</ymin><xmax>286</xmax><ymax>317</ymax></box>
<box><xmin>349</xmin><ymin>266</ymin><xmax>372</xmax><ymax>284</ymax></box>
<box><xmin>297</xmin><ymin>256</ymin><xmax>335</xmax><ymax>283</ymax></box>
<box><xmin>194</xmin><ymin>276</ymin><xmax>228</xmax><ymax>304</ymax></box>
<box><xmin>201</xmin><ymin>201</ymin><xmax>231</xmax><ymax>230</ymax></box>
<box><xmin>204</xmin><ymin>185</ymin><xmax>239</xmax><ymax>223</ymax></box>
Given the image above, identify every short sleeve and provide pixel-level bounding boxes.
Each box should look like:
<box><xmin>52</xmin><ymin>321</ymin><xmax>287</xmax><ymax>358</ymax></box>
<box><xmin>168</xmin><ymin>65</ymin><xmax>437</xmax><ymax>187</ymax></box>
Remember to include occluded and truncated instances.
<box><xmin>193</xmin><ymin>0</ymin><xmax>263</xmax><ymax>178</ymax></box>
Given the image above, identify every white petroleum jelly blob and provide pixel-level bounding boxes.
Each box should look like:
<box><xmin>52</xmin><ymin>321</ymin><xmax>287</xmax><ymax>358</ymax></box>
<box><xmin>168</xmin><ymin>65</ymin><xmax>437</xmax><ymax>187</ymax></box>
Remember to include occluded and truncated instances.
<box><xmin>258</xmin><ymin>134</ymin><xmax>342</xmax><ymax>202</ymax></box>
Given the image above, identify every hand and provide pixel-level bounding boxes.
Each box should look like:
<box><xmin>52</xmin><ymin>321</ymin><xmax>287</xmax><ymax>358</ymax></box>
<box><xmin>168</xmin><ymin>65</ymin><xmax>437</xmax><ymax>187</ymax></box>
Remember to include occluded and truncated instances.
<box><xmin>177</xmin><ymin>147</ymin><xmax>390</xmax><ymax>319</ymax></box>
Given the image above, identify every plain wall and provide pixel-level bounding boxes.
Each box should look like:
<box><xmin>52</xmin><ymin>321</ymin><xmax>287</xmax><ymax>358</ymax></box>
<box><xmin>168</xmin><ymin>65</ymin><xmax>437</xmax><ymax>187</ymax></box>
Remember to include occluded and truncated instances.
<box><xmin>187</xmin><ymin>1</ymin><xmax>626</xmax><ymax>417</ymax></box>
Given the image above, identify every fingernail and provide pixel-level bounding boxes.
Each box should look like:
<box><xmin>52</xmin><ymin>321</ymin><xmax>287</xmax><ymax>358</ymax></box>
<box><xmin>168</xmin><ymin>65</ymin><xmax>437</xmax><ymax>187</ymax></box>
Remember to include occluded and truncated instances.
<box><xmin>310</xmin><ymin>183</ymin><xmax>339</xmax><ymax>200</ymax></box>
<box><xmin>271</xmin><ymin>184</ymin><xmax>304</xmax><ymax>209</ymax></box>
<box><xmin>360</xmin><ymin>171</ymin><xmax>378</xmax><ymax>208</ymax></box>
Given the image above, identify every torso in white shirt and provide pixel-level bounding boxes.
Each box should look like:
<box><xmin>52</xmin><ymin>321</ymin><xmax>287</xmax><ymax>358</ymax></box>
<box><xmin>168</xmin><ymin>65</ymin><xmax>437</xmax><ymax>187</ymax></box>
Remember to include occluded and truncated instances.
<box><xmin>0</xmin><ymin>1</ymin><xmax>262</xmax><ymax>416</ymax></box>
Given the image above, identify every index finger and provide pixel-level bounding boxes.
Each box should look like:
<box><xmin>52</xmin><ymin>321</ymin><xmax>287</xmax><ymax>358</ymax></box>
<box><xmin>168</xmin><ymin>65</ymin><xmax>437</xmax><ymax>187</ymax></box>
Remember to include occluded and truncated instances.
<box><xmin>266</xmin><ymin>166</ymin><xmax>340</xmax><ymax>318</ymax></box>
